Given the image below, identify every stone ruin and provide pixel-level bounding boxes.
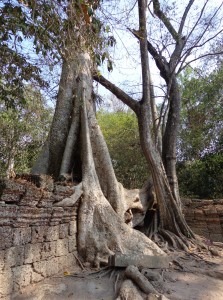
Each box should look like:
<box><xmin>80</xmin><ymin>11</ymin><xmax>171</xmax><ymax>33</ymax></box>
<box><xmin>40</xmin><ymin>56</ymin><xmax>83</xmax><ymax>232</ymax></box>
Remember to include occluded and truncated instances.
<box><xmin>0</xmin><ymin>175</ymin><xmax>79</xmax><ymax>299</ymax></box>
<box><xmin>183</xmin><ymin>198</ymin><xmax>223</xmax><ymax>242</ymax></box>
<box><xmin>0</xmin><ymin>175</ymin><xmax>223</xmax><ymax>299</ymax></box>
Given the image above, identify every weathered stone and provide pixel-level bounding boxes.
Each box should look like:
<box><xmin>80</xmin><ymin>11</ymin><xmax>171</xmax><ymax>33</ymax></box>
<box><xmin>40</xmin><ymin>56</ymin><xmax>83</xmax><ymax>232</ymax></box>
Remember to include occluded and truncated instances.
<box><xmin>40</xmin><ymin>241</ymin><xmax>57</xmax><ymax>260</ymax></box>
<box><xmin>209</xmin><ymin>234</ymin><xmax>223</xmax><ymax>242</ymax></box>
<box><xmin>184</xmin><ymin>210</ymin><xmax>195</xmax><ymax>220</ymax></box>
<box><xmin>63</xmin><ymin>207</ymin><xmax>76</xmax><ymax>223</ymax></box>
<box><xmin>16</xmin><ymin>207</ymin><xmax>51</xmax><ymax>227</ymax></box>
<box><xmin>0</xmin><ymin>270</ymin><xmax>13</xmax><ymax>297</ymax></box>
<box><xmin>68</xmin><ymin>236</ymin><xmax>77</xmax><ymax>252</ymax></box>
<box><xmin>31</xmin><ymin>226</ymin><xmax>47</xmax><ymax>243</ymax></box>
<box><xmin>24</xmin><ymin>243</ymin><xmax>41</xmax><ymax>264</ymax></box>
<box><xmin>12</xmin><ymin>265</ymin><xmax>32</xmax><ymax>288</ymax></box>
<box><xmin>204</xmin><ymin>208</ymin><xmax>217</xmax><ymax>216</ymax></box>
<box><xmin>194</xmin><ymin>210</ymin><xmax>206</xmax><ymax>220</ymax></box>
<box><xmin>33</xmin><ymin>257</ymin><xmax>59</xmax><ymax>277</ymax></box>
<box><xmin>207</xmin><ymin>225</ymin><xmax>222</xmax><ymax>234</ymax></box>
<box><xmin>37</xmin><ymin>191</ymin><xmax>53</xmax><ymax>208</ymax></box>
<box><xmin>0</xmin><ymin>180</ymin><xmax>26</xmax><ymax>203</ymax></box>
<box><xmin>5</xmin><ymin>246</ymin><xmax>24</xmax><ymax>267</ymax></box>
<box><xmin>0</xmin><ymin>206</ymin><xmax>17</xmax><ymax>226</ymax></box>
<box><xmin>50</xmin><ymin>207</ymin><xmax>64</xmax><ymax>226</ymax></box>
<box><xmin>192</xmin><ymin>227</ymin><xmax>210</xmax><ymax>237</ymax></box>
<box><xmin>30</xmin><ymin>267</ymin><xmax>44</xmax><ymax>283</ymax></box>
<box><xmin>181</xmin><ymin>198</ymin><xmax>191</xmax><ymax>206</ymax></box>
<box><xmin>207</xmin><ymin>219</ymin><xmax>221</xmax><ymax>226</ymax></box>
<box><xmin>109</xmin><ymin>254</ymin><xmax>169</xmax><ymax>268</ymax></box>
<box><xmin>54</xmin><ymin>185</ymin><xmax>75</xmax><ymax>195</ymax></box>
<box><xmin>190</xmin><ymin>221</ymin><xmax>208</xmax><ymax>229</ymax></box>
<box><xmin>19</xmin><ymin>186</ymin><xmax>43</xmax><ymax>207</ymax></box>
<box><xmin>13</xmin><ymin>227</ymin><xmax>31</xmax><ymax>245</ymax></box>
<box><xmin>0</xmin><ymin>227</ymin><xmax>13</xmax><ymax>250</ymax></box>
<box><xmin>56</xmin><ymin>239</ymin><xmax>69</xmax><ymax>257</ymax></box>
<box><xmin>214</xmin><ymin>199</ymin><xmax>223</xmax><ymax>205</ymax></box>
<box><xmin>69</xmin><ymin>221</ymin><xmax>77</xmax><ymax>236</ymax></box>
<box><xmin>59</xmin><ymin>223</ymin><xmax>69</xmax><ymax>239</ymax></box>
<box><xmin>1</xmin><ymin>193</ymin><xmax>21</xmax><ymax>204</ymax></box>
<box><xmin>45</xmin><ymin>225</ymin><xmax>59</xmax><ymax>241</ymax></box>
<box><xmin>57</xmin><ymin>253</ymin><xmax>77</xmax><ymax>271</ymax></box>
<box><xmin>0</xmin><ymin>250</ymin><xmax>5</xmax><ymax>271</ymax></box>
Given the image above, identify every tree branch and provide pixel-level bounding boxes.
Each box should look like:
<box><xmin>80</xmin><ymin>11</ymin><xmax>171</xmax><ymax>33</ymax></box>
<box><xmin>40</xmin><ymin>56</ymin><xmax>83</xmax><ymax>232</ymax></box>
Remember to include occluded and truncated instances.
<box><xmin>178</xmin><ymin>28</ymin><xmax>223</xmax><ymax>73</ymax></box>
<box><xmin>93</xmin><ymin>74</ymin><xmax>139</xmax><ymax>114</ymax></box>
<box><xmin>185</xmin><ymin>0</ymin><xmax>209</xmax><ymax>44</ymax></box>
<box><xmin>152</xmin><ymin>0</ymin><xmax>179</xmax><ymax>41</ymax></box>
<box><xmin>178</xmin><ymin>51</ymin><xmax>223</xmax><ymax>74</ymax></box>
<box><xmin>128</xmin><ymin>27</ymin><xmax>170</xmax><ymax>81</ymax></box>
<box><xmin>178</xmin><ymin>0</ymin><xmax>195</xmax><ymax>35</ymax></box>
<box><xmin>138</xmin><ymin>0</ymin><xmax>151</xmax><ymax>104</ymax></box>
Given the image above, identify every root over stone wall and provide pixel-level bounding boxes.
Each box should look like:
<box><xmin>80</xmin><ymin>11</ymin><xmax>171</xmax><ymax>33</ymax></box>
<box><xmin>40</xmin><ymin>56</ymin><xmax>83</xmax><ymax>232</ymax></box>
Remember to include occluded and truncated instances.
<box><xmin>0</xmin><ymin>176</ymin><xmax>78</xmax><ymax>299</ymax></box>
<box><xmin>183</xmin><ymin>198</ymin><xmax>223</xmax><ymax>242</ymax></box>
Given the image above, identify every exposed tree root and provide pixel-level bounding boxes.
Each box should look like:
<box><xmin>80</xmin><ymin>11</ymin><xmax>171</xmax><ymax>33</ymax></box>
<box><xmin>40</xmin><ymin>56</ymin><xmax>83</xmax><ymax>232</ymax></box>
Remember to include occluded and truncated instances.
<box><xmin>78</xmin><ymin>188</ymin><xmax>164</xmax><ymax>266</ymax></box>
<box><xmin>125</xmin><ymin>265</ymin><xmax>157</xmax><ymax>294</ymax></box>
<box><xmin>78</xmin><ymin>96</ymin><xmax>165</xmax><ymax>267</ymax></box>
<box><xmin>116</xmin><ymin>279</ymin><xmax>146</xmax><ymax>300</ymax></box>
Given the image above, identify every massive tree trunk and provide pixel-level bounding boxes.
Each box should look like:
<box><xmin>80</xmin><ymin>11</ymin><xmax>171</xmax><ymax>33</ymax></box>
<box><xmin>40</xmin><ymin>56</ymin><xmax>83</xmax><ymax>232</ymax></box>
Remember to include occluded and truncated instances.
<box><xmin>94</xmin><ymin>0</ymin><xmax>195</xmax><ymax>248</ymax></box>
<box><xmin>33</xmin><ymin>41</ymin><xmax>165</xmax><ymax>264</ymax></box>
<box><xmin>79</xmin><ymin>89</ymin><xmax>164</xmax><ymax>266</ymax></box>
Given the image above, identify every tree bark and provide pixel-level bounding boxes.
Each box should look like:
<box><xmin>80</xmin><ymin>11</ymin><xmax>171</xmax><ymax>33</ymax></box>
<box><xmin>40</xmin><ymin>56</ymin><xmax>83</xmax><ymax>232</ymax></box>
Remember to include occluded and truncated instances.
<box><xmin>162</xmin><ymin>76</ymin><xmax>181</xmax><ymax>206</ymax></box>
<box><xmin>77</xmin><ymin>52</ymin><xmax>165</xmax><ymax>265</ymax></box>
<box><xmin>32</xmin><ymin>58</ymin><xmax>78</xmax><ymax>178</ymax></box>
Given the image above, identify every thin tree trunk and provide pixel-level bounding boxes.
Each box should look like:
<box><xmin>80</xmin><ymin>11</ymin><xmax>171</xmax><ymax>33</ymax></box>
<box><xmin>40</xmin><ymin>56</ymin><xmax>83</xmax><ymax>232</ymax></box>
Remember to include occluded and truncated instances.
<box><xmin>59</xmin><ymin>83</ymin><xmax>81</xmax><ymax>177</ymax></box>
<box><xmin>149</xmin><ymin>75</ymin><xmax>162</xmax><ymax>154</ymax></box>
<box><xmin>6</xmin><ymin>148</ymin><xmax>16</xmax><ymax>179</ymax></box>
<box><xmin>162</xmin><ymin>76</ymin><xmax>181</xmax><ymax>207</ymax></box>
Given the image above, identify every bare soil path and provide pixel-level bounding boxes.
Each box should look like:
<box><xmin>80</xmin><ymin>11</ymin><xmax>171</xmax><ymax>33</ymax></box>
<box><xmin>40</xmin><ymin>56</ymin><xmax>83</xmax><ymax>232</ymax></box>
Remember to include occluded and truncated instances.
<box><xmin>12</xmin><ymin>249</ymin><xmax>223</xmax><ymax>300</ymax></box>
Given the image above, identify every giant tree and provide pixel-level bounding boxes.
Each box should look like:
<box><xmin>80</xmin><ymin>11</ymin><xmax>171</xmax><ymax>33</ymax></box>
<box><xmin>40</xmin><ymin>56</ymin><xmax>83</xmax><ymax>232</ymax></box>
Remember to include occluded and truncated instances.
<box><xmin>5</xmin><ymin>0</ymin><xmax>222</xmax><ymax>265</ymax></box>
<box><xmin>28</xmin><ymin>0</ymin><xmax>164</xmax><ymax>265</ymax></box>
<box><xmin>94</xmin><ymin>0</ymin><xmax>223</xmax><ymax>243</ymax></box>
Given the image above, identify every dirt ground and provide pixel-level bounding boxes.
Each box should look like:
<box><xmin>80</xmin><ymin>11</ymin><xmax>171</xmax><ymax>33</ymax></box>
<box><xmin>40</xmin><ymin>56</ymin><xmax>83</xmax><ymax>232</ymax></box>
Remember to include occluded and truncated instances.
<box><xmin>12</xmin><ymin>248</ymin><xmax>223</xmax><ymax>300</ymax></box>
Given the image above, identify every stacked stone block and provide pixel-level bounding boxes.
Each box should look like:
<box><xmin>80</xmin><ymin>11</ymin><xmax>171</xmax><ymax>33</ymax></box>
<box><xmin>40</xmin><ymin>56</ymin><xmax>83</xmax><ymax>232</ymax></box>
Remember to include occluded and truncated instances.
<box><xmin>0</xmin><ymin>177</ymin><xmax>78</xmax><ymax>299</ymax></box>
<box><xmin>183</xmin><ymin>198</ymin><xmax>223</xmax><ymax>242</ymax></box>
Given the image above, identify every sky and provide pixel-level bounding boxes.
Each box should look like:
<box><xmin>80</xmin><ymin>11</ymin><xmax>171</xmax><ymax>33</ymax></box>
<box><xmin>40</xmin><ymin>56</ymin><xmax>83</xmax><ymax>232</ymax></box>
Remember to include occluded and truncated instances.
<box><xmin>96</xmin><ymin>0</ymin><xmax>223</xmax><ymax>109</ymax></box>
<box><xmin>3</xmin><ymin>0</ymin><xmax>222</xmax><ymax>109</ymax></box>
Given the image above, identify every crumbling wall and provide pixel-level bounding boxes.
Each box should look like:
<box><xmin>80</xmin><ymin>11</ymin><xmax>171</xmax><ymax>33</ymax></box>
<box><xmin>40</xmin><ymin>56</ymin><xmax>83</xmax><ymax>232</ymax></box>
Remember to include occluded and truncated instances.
<box><xmin>0</xmin><ymin>176</ymin><xmax>79</xmax><ymax>299</ymax></box>
<box><xmin>183</xmin><ymin>198</ymin><xmax>223</xmax><ymax>242</ymax></box>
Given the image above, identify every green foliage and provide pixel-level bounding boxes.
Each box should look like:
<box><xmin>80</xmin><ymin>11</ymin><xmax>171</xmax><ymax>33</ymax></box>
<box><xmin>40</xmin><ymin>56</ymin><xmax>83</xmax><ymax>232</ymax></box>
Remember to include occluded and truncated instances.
<box><xmin>0</xmin><ymin>1</ymin><xmax>50</xmax><ymax>106</ymax></box>
<box><xmin>178</xmin><ymin>65</ymin><xmax>223</xmax><ymax>161</ymax></box>
<box><xmin>177</xmin><ymin>65</ymin><xmax>223</xmax><ymax>198</ymax></box>
<box><xmin>0</xmin><ymin>85</ymin><xmax>53</xmax><ymax>177</ymax></box>
<box><xmin>97</xmin><ymin>110</ymin><xmax>149</xmax><ymax>188</ymax></box>
<box><xmin>178</xmin><ymin>153</ymin><xmax>223</xmax><ymax>199</ymax></box>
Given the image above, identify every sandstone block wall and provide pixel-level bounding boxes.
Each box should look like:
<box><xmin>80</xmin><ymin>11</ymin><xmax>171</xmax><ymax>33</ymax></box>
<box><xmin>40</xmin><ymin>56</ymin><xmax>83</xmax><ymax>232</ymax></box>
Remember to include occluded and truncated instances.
<box><xmin>183</xmin><ymin>198</ymin><xmax>223</xmax><ymax>242</ymax></box>
<box><xmin>0</xmin><ymin>177</ymin><xmax>78</xmax><ymax>299</ymax></box>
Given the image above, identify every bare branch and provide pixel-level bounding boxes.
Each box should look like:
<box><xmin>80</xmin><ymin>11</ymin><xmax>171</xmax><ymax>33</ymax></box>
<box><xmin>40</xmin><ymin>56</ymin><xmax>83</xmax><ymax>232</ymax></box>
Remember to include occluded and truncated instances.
<box><xmin>93</xmin><ymin>74</ymin><xmax>139</xmax><ymax>114</ymax></box>
<box><xmin>189</xmin><ymin>2</ymin><xmax>223</xmax><ymax>50</ymax></box>
<box><xmin>185</xmin><ymin>0</ymin><xmax>209</xmax><ymax>44</ymax></box>
<box><xmin>178</xmin><ymin>51</ymin><xmax>223</xmax><ymax>74</ymax></box>
<box><xmin>152</xmin><ymin>0</ymin><xmax>179</xmax><ymax>41</ymax></box>
<box><xmin>178</xmin><ymin>0</ymin><xmax>195</xmax><ymax>35</ymax></box>
<box><xmin>128</xmin><ymin>27</ymin><xmax>170</xmax><ymax>81</ymax></box>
